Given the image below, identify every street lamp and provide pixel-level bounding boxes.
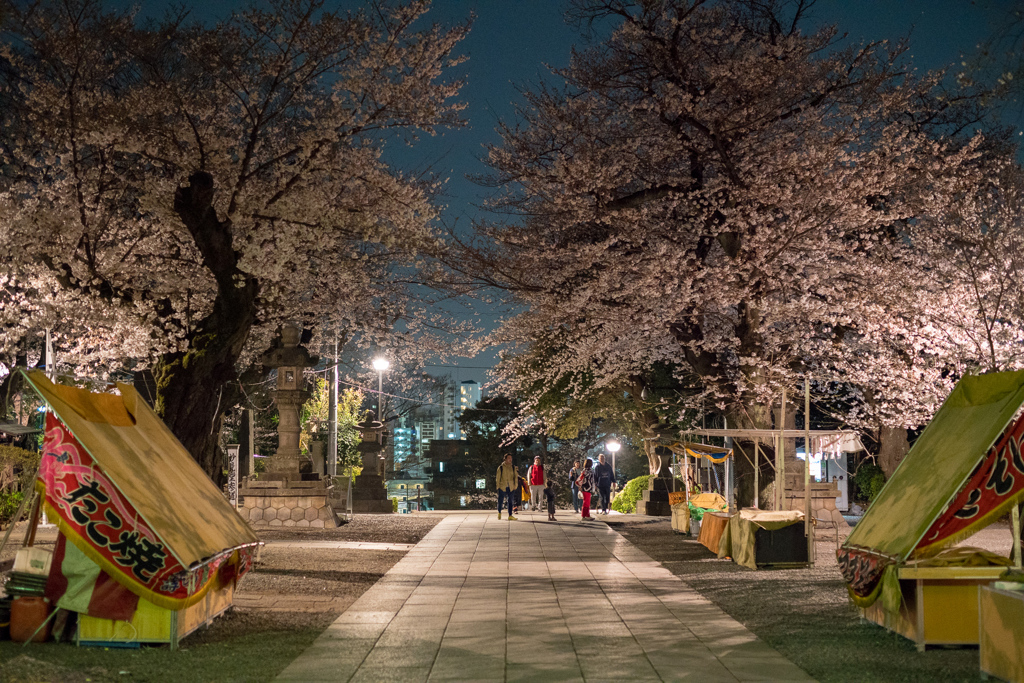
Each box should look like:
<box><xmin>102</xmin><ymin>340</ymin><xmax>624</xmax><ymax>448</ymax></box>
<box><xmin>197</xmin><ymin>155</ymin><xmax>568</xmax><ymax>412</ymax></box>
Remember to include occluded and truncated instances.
<box><xmin>372</xmin><ymin>357</ymin><xmax>390</xmax><ymax>422</ymax></box>
<box><xmin>607</xmin><ymin>440</ymin><xmax>621</xmax><ymax>487</ymax></box>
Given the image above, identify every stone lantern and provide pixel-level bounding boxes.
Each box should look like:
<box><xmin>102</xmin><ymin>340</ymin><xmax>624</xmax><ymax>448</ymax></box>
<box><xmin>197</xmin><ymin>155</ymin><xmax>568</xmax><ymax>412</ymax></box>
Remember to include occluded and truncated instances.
<box><xmin>260</xmin><ymin>323</ymin><xmax>317</xmax><ymax>476</ymax></box>
<box><xmin>239</xmin><ymin>323</ymin><xmax>340</xmax><ymax>529</ymax></box>
<box><xmin>351</xmin><ymin>411</ymin><xmax>392</xmax><ymax>513</ymax></box>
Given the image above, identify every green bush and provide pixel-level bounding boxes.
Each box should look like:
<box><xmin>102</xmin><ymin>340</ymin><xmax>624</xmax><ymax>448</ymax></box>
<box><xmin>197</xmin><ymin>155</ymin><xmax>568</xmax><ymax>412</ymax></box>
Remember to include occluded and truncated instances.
<box><xmin>854</xmin><ymin>462</ymin><xmax>886</xmax><ymax>502</ymax></box>
<box><xmin>392</xmin><ymin>497</ymin><xmax>399</xmax><ymax>513</ymax></box>
<box><xmin>611</xmin><ymin>474</ymin><xmax>651</xmax><ymax>514</ymax></box>
<box><xmin>0</xmin><ymin>444</ymin><xmax>39</xmax><ymax>492</ymax></box>
<box><xmin>0</xmin><ymin>491</ymin><xmax>24</xmax><ymax>526</ymax></box>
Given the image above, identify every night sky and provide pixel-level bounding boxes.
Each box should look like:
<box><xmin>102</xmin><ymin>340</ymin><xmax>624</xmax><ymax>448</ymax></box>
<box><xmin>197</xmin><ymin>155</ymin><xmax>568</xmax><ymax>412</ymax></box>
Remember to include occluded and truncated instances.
<box><xmin>398</xmin><ymin>0</ymin><xmax>1017</xmax><ymax>385</ymax></box>
<box><xmin>127</xmin><ymin>0</ymin><xmax>1019</xmax><ymax>386</ymax></box>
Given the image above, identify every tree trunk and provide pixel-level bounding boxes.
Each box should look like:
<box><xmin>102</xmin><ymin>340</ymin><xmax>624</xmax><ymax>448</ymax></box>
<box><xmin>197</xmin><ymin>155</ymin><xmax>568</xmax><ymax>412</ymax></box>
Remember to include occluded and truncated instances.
<box><xmin>728</xmin><ymin>400</ymin><xmax>774</xmax><ymax>508</ymax></box>
<box><xmin>153</xmin><ymin>172</ymin><xmax>259</xmax><ymax>483</ymax></box>
<box><xmin>877</xmin><ymin>426</ymin><xmax>909</xmax><ymax>478</ymax></box>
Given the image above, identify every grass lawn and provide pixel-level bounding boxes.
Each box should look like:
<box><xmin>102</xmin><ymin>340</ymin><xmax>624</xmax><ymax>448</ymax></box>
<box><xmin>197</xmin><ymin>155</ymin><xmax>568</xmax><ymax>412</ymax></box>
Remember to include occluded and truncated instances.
<box><xmin>0</xmin><ymin>623</ymin><xmax>326</xmax><ymax>683</ymax></box>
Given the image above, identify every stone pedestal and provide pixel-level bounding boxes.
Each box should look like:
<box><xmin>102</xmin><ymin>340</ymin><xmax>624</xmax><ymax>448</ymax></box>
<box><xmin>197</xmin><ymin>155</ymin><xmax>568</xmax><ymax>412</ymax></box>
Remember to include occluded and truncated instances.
<box><xmin>783</xmin><ymin>477</ymin><xmax>849</xmax><ymax>530</ymax></box>
<box><xmin>240</xmin><ymin>476</ymin><xmax>339</xmax><ymax>528</ymax></box>
<box><xmin>349</xmin><ymin>418</ymin><xmax>392</xmax><ymax>514</ymax></box>
<box><xmin>637</xmin><ymin>472</ymin><xmax>674</xmax><ymax>516</ymax></box>
<box><xmin>350</xmin><ymin>473</ymin><xmax>392</xmax><ymax>513</ymax></box>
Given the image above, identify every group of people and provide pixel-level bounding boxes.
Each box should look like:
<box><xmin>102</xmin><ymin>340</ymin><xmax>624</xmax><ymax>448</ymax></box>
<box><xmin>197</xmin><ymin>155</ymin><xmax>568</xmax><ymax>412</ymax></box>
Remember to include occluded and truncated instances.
<box><xmin>495</xmin><ymin>453</ymin><xmax>617</xmax><ymax>522</ymax></box>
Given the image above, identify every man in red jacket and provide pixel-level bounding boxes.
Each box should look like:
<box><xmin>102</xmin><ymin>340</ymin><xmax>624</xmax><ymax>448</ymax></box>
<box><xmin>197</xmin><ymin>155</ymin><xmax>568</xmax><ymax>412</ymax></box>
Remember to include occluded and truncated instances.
<box><xmin>527</xmin><ymin>455</ymin><xmax>546</xmax><ymax>512</ymax></box>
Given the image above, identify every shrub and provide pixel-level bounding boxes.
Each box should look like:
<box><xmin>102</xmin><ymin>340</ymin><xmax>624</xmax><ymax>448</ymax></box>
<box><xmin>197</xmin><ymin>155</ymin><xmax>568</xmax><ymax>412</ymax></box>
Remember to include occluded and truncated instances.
<box><xmin>854</xmin><ymin>462</ymin><xmax>886</xmax><ymax>502</ymax></box>
<box><xmin>0</xmin><ymin>445</ymin><xmax>40</xmax><ymax>492</ymax></box>
<box><xmin>611</xmin><ymin>474</ymin><xmax>651</xmax><ymax>514</ymax></box>
<box><xmin>0</xmin><ymin>491</ymin><xmax>25</xmax><ymax>527</ymax></box>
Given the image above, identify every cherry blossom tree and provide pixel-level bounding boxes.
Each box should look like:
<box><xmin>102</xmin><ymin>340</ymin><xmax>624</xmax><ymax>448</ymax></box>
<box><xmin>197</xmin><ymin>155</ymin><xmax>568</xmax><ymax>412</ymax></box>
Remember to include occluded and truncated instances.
<box><xmin>470</xmin><ymin>0</ymin><xmax>1015</xmax><ymax>483</ymax></box>
<box><xmin>0</xmin><ymin>0</ymin><xmax>468</xmax><ymax>478</ymax></box>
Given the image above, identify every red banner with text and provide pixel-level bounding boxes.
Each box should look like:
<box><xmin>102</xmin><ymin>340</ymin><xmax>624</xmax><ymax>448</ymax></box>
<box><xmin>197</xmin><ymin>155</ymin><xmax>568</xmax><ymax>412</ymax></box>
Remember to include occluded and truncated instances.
<box><xmin>39</xmin><ymin>413</ymin><xmax>253</xmax><ymax>607</ymax></box>
<box><xmin>916</xmin><ymin>412</ymin><xmax>1024</xmax><ymax>556</ymax></box>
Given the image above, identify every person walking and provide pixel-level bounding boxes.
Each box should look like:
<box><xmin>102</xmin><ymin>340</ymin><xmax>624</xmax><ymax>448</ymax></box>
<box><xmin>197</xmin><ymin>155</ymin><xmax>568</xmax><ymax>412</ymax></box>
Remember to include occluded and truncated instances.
<box><xmin>569</xmin><ymin>461</ymin><xmax>581</xmax><ymax>514</ymax></box>
<box><xmin>528</xmin><ymin>455</ymin><xmax>546</xmax><ymax>513</ymax></box>
<box><xmin>496</xmin><ymin>453</ymin><xmax>518</xmax><ymax>521</ymax></box>
<box><xmin>576</xmin><ymin>459</ymin><xmax>595</xmax><ymax>521</ymax></box>
<box><xmin>544</xmin><ymin>481</ymin><xmax>558</xmax><ymax>521</ymax></box>
<box><xmin>594</xmin><ymin>454</ymin><xmax>615</xmax><ymax>514</ymax></box>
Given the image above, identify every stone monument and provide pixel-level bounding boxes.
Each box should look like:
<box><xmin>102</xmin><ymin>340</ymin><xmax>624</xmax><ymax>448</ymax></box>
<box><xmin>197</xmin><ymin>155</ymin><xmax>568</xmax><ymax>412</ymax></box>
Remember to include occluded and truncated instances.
<box><xmin>240</xmin><ymin>323</ymin><xmax>339</xmax><ymax>528</ymax></box>
<box><xmin>349</xmin><ymin>412</ymin><xmax>393</xmax><ymax>513</ymax></box>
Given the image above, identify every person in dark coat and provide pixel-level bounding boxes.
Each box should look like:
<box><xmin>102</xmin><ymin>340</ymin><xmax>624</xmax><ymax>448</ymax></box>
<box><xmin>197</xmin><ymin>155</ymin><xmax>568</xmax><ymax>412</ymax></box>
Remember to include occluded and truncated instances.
<box><xmin>594</xmin><ymin>454</ymin><xmax>615</xmax><ymax>514</ymax></box>
<box><xmin>569</xmin><ymin>461</ymin><xmax>581</xmax><ymax>513</ymax></box>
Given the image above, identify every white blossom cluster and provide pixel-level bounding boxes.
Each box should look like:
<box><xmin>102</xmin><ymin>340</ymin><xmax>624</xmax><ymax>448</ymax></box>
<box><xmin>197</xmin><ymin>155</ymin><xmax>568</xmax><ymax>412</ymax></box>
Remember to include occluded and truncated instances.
<box><xmin>478</xmin><ymin>0</ymin><xmax>1024</xmax><ymax>438</ymax></box>
<box><xmin>0</xmin><ymin>0</ymin><xmax>469</xmax><ymax>379</ymax></box>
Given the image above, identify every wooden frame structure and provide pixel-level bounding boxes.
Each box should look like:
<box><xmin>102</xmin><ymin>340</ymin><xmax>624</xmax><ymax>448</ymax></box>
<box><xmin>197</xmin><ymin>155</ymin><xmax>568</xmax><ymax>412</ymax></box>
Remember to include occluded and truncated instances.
<box><xmin>681</xmin><ymin>382</ymin><xmax>863</xmax><ymax>567</ymax></box>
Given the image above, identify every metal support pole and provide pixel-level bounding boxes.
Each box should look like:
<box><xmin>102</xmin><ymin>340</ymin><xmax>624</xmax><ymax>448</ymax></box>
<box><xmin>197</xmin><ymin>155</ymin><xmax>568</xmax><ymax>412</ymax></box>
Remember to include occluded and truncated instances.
<box><xmin>805</xmin><ymin>377</ymin><xmax>813</xmax><ymax>567</ymax></box>
<box><xmin>328</xmin><ymin>337</ymin><xmax>338</xmax><ymax>478</ymax></box>
<box><xmin>377</xmin><ymin>370</ymin><xmax>383</xmax><ymax>422</ymax></box>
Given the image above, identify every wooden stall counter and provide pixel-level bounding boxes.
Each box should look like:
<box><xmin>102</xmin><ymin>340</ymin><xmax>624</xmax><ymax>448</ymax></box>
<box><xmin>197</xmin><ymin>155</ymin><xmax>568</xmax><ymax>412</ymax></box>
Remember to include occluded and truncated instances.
<box><xmin>698</xmin><ymin>511</ymin><xmax>732</xmax><ymax>554</ymax></box>
<box><xmin>980</xmin><ymin>585</ymin><xmax>1024</xmax><ymax>683</ymax></box>
<box><xmin>861</xmin><ymin>565</ymin><xmax>1007</xmax><ymax>652</ymax></box>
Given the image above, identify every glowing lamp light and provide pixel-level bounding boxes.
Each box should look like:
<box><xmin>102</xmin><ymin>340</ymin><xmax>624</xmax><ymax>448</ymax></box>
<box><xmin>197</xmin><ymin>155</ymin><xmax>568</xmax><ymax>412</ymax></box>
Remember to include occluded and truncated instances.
<box><xmin>606</xmin><ymin>440</ymin><xmax>621</xmax><ymax>453</ymax></box>
<box><xmin>372</xmin><ymin>357</ymin><xmax>390</xmax><ymax>372</ymax></box>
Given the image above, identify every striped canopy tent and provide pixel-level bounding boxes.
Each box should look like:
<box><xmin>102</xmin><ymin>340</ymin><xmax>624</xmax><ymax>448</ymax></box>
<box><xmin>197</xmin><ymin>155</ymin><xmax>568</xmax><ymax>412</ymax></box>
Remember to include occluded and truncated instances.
<box><xmin>839</xmin><ymin>370</ymin><xmax>1024</xmax><ymax>607</ymax></box>
<box><xmin>22</xmin><ymin>370</ymin><xmax>260</xmax><ymax>625</ymax></box>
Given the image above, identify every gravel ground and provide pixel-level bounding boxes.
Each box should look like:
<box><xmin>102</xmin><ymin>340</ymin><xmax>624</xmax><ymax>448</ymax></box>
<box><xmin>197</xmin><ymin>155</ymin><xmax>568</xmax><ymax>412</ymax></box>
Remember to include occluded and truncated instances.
<box><xmin>257</xmin><ymin>513</ymin><xmax>441</xmax><ymax>544</ymax></box>
<box><xmin>0</xmin><ymin>514</ymin><xmax>442</xmax><ymax>647</ymax></box>
<box><xmin>187</xmin><ymin>514</ymin><xmax>442</xmax><ymax>642</ymax></box>
<box><xmin>612</xmin><ymin>517</ymin><xmax>1014</xmax><ymax>683</ymax></box>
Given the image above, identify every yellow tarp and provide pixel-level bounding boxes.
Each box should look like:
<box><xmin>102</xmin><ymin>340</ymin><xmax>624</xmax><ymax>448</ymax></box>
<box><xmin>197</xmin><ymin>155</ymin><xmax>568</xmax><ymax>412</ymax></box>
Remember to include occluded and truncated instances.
<box><xmin>669</xmin><ymin>442</ymin><xmax>732</xmax><ymax>464</ymax></box>
<box><xmin>690</xmin><ymin>492</ymin><xmax>727</xmax><ymax>510</ymax></box>
<box><xmin>844</xmin><ymin>369</ymin><xmax>1024</xmax><ymax>562</ymax></box>
<box><xmin>718</xmin><ymin>510</ymin><xmax>804</xmax><ymax>570</ymax></box>
<box><xmin>24</xmin><ymin>371</ymin><xmax>258</xmax><ymax>568</ymax></box>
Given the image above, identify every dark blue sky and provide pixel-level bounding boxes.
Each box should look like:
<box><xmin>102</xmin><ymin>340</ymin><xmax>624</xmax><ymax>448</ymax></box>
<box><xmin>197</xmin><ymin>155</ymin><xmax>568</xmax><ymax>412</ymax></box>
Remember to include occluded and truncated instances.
<box><xmin>399</xmin><ymin>0</ymin><xmax>1016</xmax><ymax>386</ymax></box>
<box><xmin>127</xmin><ymin>0</ymin><xmax>1018</xmax><ymax>386</ymax></box>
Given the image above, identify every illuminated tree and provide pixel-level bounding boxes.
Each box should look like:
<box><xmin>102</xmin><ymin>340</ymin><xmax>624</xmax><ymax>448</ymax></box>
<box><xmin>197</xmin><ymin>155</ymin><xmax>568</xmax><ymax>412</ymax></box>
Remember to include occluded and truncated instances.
<box><xmin>0</xmin><ymin>0</ymin><xmax>468</xmax><ymax>478</ymax></box>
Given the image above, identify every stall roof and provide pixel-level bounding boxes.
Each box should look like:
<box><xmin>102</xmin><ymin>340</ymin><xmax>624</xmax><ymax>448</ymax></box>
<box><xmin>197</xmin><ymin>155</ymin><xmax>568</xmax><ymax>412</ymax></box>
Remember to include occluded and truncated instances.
<box><xmin>683</xmin><ymin>428</ymin><xmax>856</xmax><ymax>440</ymax></box>
<box><xmin>682</xmin><ymin>429</ymin><xmax>865</xmax><ymax>457</ymax></box>
<box><xmin>0</xmin><ymin>422</ymin><xmax>41</xmax><ymax>436</ymax></box>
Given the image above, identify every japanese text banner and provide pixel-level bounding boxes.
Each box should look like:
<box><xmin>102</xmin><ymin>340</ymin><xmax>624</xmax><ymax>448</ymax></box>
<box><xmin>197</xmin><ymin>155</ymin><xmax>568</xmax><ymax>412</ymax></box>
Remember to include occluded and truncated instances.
<box><xmin>916</xmin><ymin>413</ymin><xmax>1024</xmax><ymax>556</ymax></box>
<box><xmin>39</xmin><ymin>413</ymin><xmax>252</xmax><ymax>609</ymax></box>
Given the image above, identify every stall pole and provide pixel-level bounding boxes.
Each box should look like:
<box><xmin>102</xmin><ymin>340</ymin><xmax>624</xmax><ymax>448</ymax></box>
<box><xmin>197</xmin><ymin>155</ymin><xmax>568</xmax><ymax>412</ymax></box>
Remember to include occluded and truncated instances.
<box><xmin>778</xmin><ymin>387</ymin><xmax>786</xmax><ymax>511</ymax></box>
<box><xmin>1013</xmin><ymin>504</ymin><xmax>1022</xmax><ymax>569</ymax></box>
<box><xmin>672</xmin><ymin>452</ymin><xmax>677</xmax><ymax>492</ymax></box>
<box><xmin>754</xmin><ymin>441</ymin><xmax>760</xmax><ymax>509</ymax></box>
<box><xmin>805</xmin><ymin>377</ymin><xmax>813</xmax><ymax>566</ymax></box>
<box><xmin>684</xmin><ymin>453</ymin><xmax>690</xmax><ymax>501</ymax></box>
<box><xmin>725</xmin><ymin>455</ymin><xmax>732</xmax><ymax>512</ymax></box>
<box><xmin>774</xmin><ymin>434</ymin><xmax>780</xmax><ymax>511</ymax></box>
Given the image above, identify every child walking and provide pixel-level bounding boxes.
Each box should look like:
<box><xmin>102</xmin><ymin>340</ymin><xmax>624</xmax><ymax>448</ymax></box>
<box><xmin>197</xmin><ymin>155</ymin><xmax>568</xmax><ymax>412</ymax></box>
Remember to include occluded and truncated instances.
<box><xmin>544</xmin><ymin>481</ymin><xmax>558</xmax><ymax>521</ymax></box>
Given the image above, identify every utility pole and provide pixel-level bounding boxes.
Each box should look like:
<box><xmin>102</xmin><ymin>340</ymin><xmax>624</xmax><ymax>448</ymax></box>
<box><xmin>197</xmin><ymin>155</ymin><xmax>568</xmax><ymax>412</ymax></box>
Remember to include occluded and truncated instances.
<box><xmin>328</xmin><ymin>335</ymin><xmax>338</xmax><ymax>477</ymax></box>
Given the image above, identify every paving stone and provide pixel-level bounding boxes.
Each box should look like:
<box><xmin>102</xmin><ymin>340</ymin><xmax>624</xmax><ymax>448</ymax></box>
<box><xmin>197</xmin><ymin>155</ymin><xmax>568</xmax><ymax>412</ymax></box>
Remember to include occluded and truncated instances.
<box><xmin>275</xmin><ymin>513</ymin><xmax>815</xmax><ymax>683</ymax></box>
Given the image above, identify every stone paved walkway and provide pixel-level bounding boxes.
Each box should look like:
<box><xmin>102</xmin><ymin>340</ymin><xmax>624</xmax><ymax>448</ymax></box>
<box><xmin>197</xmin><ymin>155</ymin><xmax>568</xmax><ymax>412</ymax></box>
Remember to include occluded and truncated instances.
<box><xmin>264</xmin><ymin>540</ymin><xmax>417</xmax><ymax>551</ymax></box>
<box><xmin>276</xmin><ymin>512</ymin><xmax>815</xmax><ymax>682</ymax></box>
